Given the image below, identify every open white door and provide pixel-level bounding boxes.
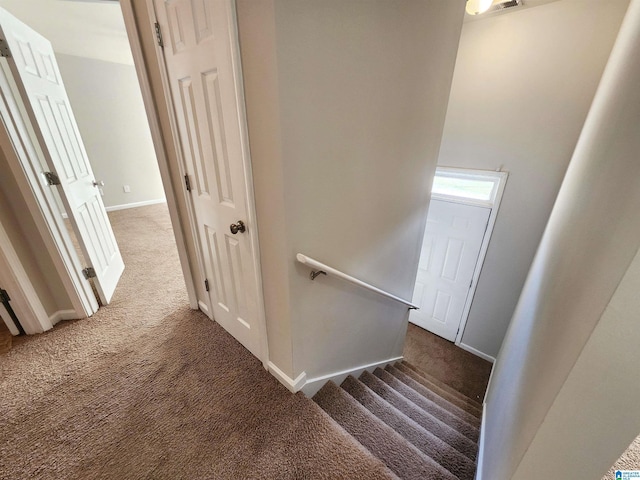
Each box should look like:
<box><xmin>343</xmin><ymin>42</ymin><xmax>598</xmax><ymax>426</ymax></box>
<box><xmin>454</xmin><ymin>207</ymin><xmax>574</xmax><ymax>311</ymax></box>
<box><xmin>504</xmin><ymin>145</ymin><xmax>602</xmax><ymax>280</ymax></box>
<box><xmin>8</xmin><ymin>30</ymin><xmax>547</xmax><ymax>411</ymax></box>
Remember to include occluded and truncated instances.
<box><xmin>152</xmin><ymin>0</ymin><xmax>264</xmax><ymax>359</ymax></box>
<box><xmin>0</xmin><ymin>8</ymin><xmax>124</xmax><ymax>304</ymax></box>
<box><xmin>410</xmin><ymin>199</ymin><xmax>490</xmax><ymax>341</ymax></box>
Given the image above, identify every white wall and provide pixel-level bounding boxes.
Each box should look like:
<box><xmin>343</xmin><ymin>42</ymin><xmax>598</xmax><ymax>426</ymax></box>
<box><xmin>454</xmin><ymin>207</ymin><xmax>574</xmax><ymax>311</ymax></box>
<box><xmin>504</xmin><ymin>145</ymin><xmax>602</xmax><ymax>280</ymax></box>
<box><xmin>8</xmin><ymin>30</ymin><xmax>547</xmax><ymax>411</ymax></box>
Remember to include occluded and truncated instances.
<box><xmin>237</xmin><ymin>0</ymin><xmax>465</xmax><ymax>386</ymax></box>
<box><xmin>56</xmin><ymin>54</ymin><xmax>164</xmax><ymax>209</ymax></box>
<box><xmin>438</xmin><ymin>0</ymin><xmax>629</xmax><ymax>359</ymax></box>
<box><xmin>480</xmin><ymin>1</ymin><xmax>640</xmax><ymax>477</ymax></box>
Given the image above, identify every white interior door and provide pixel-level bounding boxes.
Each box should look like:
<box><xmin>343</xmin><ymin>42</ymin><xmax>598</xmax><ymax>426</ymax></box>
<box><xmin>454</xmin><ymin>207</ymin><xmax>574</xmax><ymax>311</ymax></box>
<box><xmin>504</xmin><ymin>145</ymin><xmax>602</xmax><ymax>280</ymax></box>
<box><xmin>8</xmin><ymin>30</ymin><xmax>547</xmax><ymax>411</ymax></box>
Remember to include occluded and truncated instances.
<box><xmin>153</xmin><ymin>0</ymin><xmax>262</xmax><ymax>358</ymax></box>
<box><xmin>0</xmin><ymin>8</ymin><xmax>124</xmax><ymax>304</ymax></box>
<box><xmin>410</xmin><ymin>199</ymin><xmax>490</xmax><ymax>341</ymax></box>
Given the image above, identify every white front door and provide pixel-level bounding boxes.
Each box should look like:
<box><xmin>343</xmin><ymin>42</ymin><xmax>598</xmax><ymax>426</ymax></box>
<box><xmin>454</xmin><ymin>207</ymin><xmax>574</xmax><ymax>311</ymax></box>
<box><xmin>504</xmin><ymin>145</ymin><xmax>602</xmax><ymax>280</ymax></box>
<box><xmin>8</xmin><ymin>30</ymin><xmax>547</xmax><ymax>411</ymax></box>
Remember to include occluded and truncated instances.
<box><xmin>0</xmin><ymin>8</ymin><xmax>124</xmax><ymax>305</ymax></box>
<box><xmin>410</xmin><ymin>199</ymin><xmax>490</xmax><ymax>341</ymax></box>
<box><xmin>153</xmin><ymin>0</ymin><xmax>263</xmax><ymax>358</ymax></box>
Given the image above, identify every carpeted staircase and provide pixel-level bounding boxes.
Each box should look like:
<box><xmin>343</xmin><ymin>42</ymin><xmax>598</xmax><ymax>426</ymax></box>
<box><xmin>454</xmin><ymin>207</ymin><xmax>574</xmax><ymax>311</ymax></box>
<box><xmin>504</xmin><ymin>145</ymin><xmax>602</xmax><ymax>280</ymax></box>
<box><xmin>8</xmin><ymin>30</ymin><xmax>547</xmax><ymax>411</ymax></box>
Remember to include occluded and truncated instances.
<box><xmin>313</xmin><ymin>361</ymin><xmax>483</xmax><ymax>480</ymax></box>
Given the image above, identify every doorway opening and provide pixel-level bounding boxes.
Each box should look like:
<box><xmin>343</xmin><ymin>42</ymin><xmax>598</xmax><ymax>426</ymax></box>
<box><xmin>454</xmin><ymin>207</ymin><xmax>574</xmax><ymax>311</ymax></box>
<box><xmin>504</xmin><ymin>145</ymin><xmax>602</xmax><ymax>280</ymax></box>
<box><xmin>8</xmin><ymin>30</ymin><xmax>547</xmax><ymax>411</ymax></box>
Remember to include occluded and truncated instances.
<box><xmin>0</xmin><ymin>2</ymin><xmax>185</xmax><ymax>340</ymax></box>
<box><xmin>402</xmin><ymin>166</ymin><xmax>507</xmax><ymax>402</ymax></box>
<box><xmin>0</xmin><ymin>0</ymin><xmax>269</xmax><ymax>367</ymax></box>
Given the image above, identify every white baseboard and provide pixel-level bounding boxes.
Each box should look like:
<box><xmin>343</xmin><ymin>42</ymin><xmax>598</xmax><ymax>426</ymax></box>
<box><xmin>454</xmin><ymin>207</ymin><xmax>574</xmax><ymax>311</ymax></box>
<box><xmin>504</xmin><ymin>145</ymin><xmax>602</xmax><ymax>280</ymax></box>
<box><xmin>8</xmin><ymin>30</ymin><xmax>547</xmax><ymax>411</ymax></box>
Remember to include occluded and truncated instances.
<box><xmin>268</xmin><ymin>361</ymin><xmax>307</xmax><ymax>393</ymax></box>
<box><xmin>60</xmin><ymin>199</ymin><xmax>166</xmax><ymax>218</ymax></box>
<box><xmin>105</xmin><ymin>198</ymin><xmax>166</xmax><ymax>212</ymax></box>
<box><xmin>48</xmin><ymin>309</ymin><xmax>79</xmax><ymax>326</ymax></box>
<box><xmin>300</xmin><ymin>356</ymin><xmax>404</xmax><ymax>397</ymax></box>
<box><xmin>0</xmin><ymin>303</ymin><xmax>20</xmax><ymax>335</ymax></box>
<box><xmin>475</xmin><ymin>403</ymin><xmax>487</xmax><ymax>480</ymax></box>
<box><xmin>456</xmin><ymin>341</ymin><xmax>496</xmax><ymax>363</ymax></box>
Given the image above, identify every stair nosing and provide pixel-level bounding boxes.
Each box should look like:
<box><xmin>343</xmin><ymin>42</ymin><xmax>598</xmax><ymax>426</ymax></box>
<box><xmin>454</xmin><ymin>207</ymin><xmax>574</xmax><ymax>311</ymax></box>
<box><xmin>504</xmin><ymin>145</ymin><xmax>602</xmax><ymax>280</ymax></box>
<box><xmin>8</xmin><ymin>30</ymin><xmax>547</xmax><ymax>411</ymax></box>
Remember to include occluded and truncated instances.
<box><xmin>374</xmin><ymin>367</ymin><xmax>481</xmax><ymax>431</ymax></box>
<box><xmin>386</xmin><ymin>365</ymin><xmax>482</xmax><ymax>423</ymax></box>
<box><xmin>400</xmin><ymin>361</ymin><xmax>483</xmax><ymax>408</ymax></box>
<box><xmin>360</xmin><ymin>369</ymin><xmax>479</xmax><ymax>445</ymax></box>
<box><xmin>313</xmin><ymin>381</ymin><xmax>458</xmax><ymax>480</ymax></box>
<box><xmin>342</xmin><ymin>375</ymin><xmax>478</xmax><ymax>472</ymax></box>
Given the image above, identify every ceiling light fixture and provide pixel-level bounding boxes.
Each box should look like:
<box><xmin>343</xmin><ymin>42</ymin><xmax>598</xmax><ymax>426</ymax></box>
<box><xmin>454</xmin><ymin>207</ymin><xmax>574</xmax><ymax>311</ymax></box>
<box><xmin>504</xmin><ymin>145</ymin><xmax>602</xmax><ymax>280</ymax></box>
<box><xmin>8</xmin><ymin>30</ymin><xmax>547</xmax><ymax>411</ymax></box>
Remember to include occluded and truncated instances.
<box><xmin>466</xmin><ymin>0</ymin><xmax>494</xmax><ymax>15</ymax></box>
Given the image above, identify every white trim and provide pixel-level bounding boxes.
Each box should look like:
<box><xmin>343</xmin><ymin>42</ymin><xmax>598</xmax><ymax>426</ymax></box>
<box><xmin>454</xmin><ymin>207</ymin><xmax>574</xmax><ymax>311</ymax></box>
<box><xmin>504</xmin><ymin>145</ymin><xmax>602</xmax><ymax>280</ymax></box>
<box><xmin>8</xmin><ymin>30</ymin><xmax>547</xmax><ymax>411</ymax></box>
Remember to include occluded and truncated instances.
<box><xmin>457</xmin><ymin>341</ymin><xmax>496</xmax><ymax>363</ymax></box>
<box><xmin>227</xmin><ymin>0</ymin><xmax>270</xmax><ymax>371</ymax></box>
<box><xmin>300</xmin><ymin>356</ymin><xmax>404</xmax><ymax>397</ymax></box>
<box><xmin>475</xmin><ymin>403</ymin><xmax>488</xmax><ymax>480</ymax></box>
<box><xmin>0</xmin><ymin>219</ymin><xmax>52</xmax><ymax>334</ymax></box>
<box><xmin>0</xmin><ymin>303</ymin><xmax>20</xmax><ymax>335</ymax></box>
<box><xmin>105</xmin><ymin>198</ymin><xmax>166</xmax><ymax>212</ymax></box>
<box><xmin>122</xmin><ymin>0</ymin><xmax>270</xmax><ymax>366</ymax></box>
<box><xmin>48</xmin><ymin>309</ymin><xmax>79</xmax><ymax>326</ymax></box>
<box><xmin>120</xmin><ymin>0</ymin><xmax>199</xmax><ymax>310</ymax></box>
<box><xmin>268</xmin><ymin>362</ymin><xmax>307</xmax><ymax>393</ymax></box>
<box><xmin>452</xmin><ymin>168</ymin><xmax>508</xmax><ymax>348</ymax></box>
<box><xmin>484</xmin><ymin>360</ymin><xmax>496</xmax><ymax>404</ymax></box>
<box><xmin>0</xmin><ymin>60</ymin><xmax>97</xmax><ymax>319</ymax></box>
<box><xmin>197</xmin><ymin>300</ymin><xmax>211</xmax><ymax>318</ymax></box>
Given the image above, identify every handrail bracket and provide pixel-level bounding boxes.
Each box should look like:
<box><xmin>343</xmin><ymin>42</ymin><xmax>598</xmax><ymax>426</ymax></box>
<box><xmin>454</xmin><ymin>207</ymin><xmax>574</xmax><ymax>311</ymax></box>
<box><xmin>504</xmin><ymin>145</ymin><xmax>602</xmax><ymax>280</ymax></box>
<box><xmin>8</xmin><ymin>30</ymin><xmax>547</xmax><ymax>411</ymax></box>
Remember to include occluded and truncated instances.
<box><xmin>296</xmin><ymin>253</ymin><xmax>419</xmax><ymax>310</ymax></box>
<box><xmin>310</xmin><ymin>270</ymin><xmax>327</xmax><ymax>281</ymax></box>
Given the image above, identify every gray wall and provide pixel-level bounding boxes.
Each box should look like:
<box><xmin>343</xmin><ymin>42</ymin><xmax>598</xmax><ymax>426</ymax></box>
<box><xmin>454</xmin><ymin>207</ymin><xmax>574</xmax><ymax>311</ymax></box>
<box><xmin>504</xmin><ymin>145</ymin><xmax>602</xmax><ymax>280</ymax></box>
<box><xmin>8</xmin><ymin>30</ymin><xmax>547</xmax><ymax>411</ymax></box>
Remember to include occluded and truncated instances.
<box><xmin>56</xmin><ymin>54</ymin><xmax>164</xmax><ymax>209</ymax></box>
<box><xmin>438</xmin><ymin>0</ymin><xmax>630</xmax><ymax>359</ymax></box>
<box><xmin>238</xmin><ymin>0</ymin><xmax>465</xmax><ymax>384</ymax></box>
<box><xmin>480</xmin><ymin>1</ymin><xmax>640</xmax><ymax>477</ymax></box>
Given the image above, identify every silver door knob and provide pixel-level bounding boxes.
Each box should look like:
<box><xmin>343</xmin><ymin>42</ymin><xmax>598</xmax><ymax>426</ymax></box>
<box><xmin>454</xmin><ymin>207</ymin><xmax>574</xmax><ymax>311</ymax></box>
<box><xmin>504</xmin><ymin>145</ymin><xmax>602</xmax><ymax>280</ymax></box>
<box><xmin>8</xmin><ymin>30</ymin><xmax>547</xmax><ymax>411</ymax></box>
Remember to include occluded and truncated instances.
<box><xmin>92</xmin><ymin>180</ymin><xmax>105</xmax><ymax>187</ymax></box>
<box><xmin>230</xmin><ymin>220</ymin><xmax>246</xmax><ymax>234</ymax></box>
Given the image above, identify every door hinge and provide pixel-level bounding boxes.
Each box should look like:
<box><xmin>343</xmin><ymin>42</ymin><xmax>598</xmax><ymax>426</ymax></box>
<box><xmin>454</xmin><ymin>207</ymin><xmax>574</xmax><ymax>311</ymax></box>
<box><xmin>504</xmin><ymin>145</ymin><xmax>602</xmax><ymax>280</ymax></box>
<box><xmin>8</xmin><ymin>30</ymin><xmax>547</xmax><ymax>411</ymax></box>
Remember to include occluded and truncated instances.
<box><xmin>44</xmin><ymin>171</ymin><xmax>61</xmax><ymax>186</ymax></box>
<box><xmin>184</xmin><ymin>174</ymin><xmax>192</xmax><ymax>192</ymax></box>
<box><xmin>154</xmin><ymin>22</ymin><xmax>164</xmax><ymax>48</ymax></box>
<box><xmin>82</xmin><ymin>267</ymin><xmax>97</xmax><ymax>279</ymax></box>
<box><xmin>0</xmin><ymin>39</ymin><xmax>11</xmax><ymax>58</ymax></box>
<box><xmin>204</xmin><ymin>279</ymin><xmax>210</xmax><ymax>292</ymax></box>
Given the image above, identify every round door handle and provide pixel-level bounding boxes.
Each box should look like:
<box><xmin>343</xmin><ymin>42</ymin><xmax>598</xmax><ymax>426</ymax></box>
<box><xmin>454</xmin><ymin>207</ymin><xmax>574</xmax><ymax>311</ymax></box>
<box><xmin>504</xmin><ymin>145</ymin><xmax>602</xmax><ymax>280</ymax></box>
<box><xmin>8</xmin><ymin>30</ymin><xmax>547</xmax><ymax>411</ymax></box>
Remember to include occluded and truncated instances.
<box><xmin>230</xmin><ymin>220</ymin><xmax>246</xmax><ymax>235</ymax></box>
<box><xmin>92</xmin><ymin>180</ymin><xmax>105</xmax><ymax>187</ymax></box>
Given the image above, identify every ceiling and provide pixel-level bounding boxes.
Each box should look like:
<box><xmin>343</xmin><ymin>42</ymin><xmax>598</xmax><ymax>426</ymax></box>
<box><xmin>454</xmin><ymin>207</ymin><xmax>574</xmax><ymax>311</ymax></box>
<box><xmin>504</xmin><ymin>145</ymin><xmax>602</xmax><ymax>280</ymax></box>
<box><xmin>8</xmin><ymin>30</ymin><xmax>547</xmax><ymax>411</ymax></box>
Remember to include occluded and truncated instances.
<box><xmin>464</xmin><ymin>0</ymin><xmax>564</xmax><ymax>22</ymax></box>
<box><xmin>0</xmin><ymin>0</ymin><xmax>568</xmax><ymax>63</ymax></box>
<box><xmin>0</xmin><ymin>0</ymin><xmax>133</xmax><ymax>65</ymax></box>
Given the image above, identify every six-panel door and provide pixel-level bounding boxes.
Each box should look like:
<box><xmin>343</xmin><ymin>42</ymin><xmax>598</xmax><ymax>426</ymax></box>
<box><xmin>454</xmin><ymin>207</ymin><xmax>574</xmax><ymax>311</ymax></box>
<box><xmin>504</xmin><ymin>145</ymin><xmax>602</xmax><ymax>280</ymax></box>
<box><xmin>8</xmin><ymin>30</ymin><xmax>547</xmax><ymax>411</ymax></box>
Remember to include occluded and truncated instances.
<box><xmin>0</xmin><ymin>8</ymin><xmax>124</xmax><ymax>305</ymax></box>
<box><xmin>410</xmin><ymin>199</ymin><xmax>490</xmax><ymax>341</ymax></box>
<box><xmin>154</xmin><ymin>0</ymin><xmax>261</xmax><ymax>357</ymax></box>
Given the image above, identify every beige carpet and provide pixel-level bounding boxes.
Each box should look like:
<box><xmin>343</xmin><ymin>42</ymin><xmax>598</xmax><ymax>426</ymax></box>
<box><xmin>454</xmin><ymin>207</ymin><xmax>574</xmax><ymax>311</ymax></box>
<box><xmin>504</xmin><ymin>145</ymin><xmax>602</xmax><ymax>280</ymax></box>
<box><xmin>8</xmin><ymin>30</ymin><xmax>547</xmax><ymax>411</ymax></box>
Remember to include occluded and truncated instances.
<box><xmin>0</xmin><ymin>322</ymin><xmax>11</xmax><ymax>354</ymax></box>
<box><xmin>603</xmin><ymin>436</ymin><xmax>640</xmax><ymax>479</ymax></box>
<box><xmin>0</xmin><ymin>204</ymin><xmax>395</xmax><ymax>480</ymax></box>
<box><xmin>403</xmin><ymin>323</ymin><xmax>492</xmax><ymax>402</ymax></box>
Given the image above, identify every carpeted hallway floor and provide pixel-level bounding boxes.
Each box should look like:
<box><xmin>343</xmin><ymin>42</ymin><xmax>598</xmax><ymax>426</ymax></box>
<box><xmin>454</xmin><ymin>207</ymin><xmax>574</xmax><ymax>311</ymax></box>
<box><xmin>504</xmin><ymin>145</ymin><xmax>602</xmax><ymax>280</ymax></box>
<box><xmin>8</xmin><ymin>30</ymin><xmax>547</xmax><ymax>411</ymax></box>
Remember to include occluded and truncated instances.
<box><xmin>0</xmin><ymin>204</ymin><xmax>395</xmax><ymax>480</ymax></box>
<box><xmin>7</xmin><ymin>203</ymin><xmax>630</xmax><ymax>478</ymax></box>
<box><xmin>403</xmin><ymin>324</ymin><xmax>492</xmax><ymax>403</ymax></box>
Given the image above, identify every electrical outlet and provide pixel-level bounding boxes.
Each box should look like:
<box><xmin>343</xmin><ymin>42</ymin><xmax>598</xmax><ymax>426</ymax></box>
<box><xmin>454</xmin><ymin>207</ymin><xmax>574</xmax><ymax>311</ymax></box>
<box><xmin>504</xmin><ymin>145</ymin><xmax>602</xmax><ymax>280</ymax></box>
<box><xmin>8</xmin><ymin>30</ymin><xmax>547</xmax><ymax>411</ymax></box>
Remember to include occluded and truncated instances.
<box><xmin>123</xmin><ymin>185</ymin><xmax>131</xmax><ymax>193</ymax></box>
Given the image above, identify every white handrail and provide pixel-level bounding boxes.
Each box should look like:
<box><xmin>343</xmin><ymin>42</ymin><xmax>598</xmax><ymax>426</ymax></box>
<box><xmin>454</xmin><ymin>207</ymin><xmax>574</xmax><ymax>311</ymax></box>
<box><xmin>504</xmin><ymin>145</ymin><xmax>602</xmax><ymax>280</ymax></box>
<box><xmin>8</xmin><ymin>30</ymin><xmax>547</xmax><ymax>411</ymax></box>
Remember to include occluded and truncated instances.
<box><xmin>296</xmin><ymin>253</ymin><xmax>419</xmax><ymax>310</ymax></box>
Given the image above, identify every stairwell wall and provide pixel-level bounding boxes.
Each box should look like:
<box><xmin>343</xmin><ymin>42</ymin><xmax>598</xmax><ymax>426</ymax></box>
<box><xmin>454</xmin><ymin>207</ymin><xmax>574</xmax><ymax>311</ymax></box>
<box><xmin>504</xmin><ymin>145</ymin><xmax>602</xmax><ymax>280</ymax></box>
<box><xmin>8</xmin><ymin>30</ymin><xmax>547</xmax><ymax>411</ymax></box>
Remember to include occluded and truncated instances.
<box><xmin>437</xmin><ymin>0</ymin><xmax>630</xmax><ymax>360</ymax></box>
<box><xmin>480</xmin><ymin>1</ymin><xmax>640</xmax><ymax>478</ymax></box>
<box><xmin>237</xmin><ymin>0</ymin><xmax>465</xmax><ymax>388</ymax></box>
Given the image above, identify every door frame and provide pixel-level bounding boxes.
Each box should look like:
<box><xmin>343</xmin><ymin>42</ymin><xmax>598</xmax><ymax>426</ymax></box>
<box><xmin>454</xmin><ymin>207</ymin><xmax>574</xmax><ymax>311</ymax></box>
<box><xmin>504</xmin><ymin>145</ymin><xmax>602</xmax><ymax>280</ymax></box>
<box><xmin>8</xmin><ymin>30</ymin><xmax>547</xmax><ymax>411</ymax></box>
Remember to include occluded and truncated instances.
<box><xmin>0</xmin><ymin>219</ymin><xmax>51</xmax><ymax>334</ymax></box>
<box><xmin>429</xmin><ymin>166</ymin><xmax>508</xmax><ymax>360</ymax></box>
<box><xmin>120</xmin><ymin>0</ymin><xmax>270</xmax><ymax>367</ymax></box>
<box><xmin>0</xmin><ymin>58</ymin><xmax>99</xmax><ymax>322</ymax></box>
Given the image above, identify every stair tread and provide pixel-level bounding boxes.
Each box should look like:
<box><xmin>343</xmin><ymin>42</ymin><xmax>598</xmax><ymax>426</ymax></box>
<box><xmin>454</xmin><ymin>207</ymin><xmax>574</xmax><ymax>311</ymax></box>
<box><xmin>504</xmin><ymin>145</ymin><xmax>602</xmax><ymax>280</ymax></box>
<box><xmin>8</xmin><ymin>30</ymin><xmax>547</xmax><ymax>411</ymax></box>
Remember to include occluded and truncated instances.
<box><xmin>400</xmin><ymin>361</ymin><xmax>483</xmax><ymax>408</ymax></box>
<box><xmin>394</xmin><ymin>362</ymin><xmax>482</xmax><ymax>417</ymax></box>
<box><xmin>375</xmin><ymin>368</ymin><xmax>481</xmax><ymax>429</ymax></box>
<box><xmin>386</xmin><ymin>366</ymin><xmax>481</xmax><ymax>424</ymax></box>
<box><xmin>313</xmin><ymin>381</ymin><xmax>458</xmax><ymax>480</ymax></box>
<box><xmin>360</xmin><ymin>370</ymin><xmax>479</xmax><ymax>445</ymax></box>
<box><xmin>342</xmin><ymin>375</ymin><xmax>477</xmax><ymax>480</ymax></box>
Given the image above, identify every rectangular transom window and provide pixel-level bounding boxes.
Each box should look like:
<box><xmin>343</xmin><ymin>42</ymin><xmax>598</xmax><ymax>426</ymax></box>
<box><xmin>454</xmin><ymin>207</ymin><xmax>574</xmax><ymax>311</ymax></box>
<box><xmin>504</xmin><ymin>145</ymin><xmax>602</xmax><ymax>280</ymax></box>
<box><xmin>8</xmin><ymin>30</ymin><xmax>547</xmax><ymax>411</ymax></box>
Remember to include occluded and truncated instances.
<box><xmin>431</xmin><ymin>168</ymin><xmax>504</xmax><ymax>206</ymax></box>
